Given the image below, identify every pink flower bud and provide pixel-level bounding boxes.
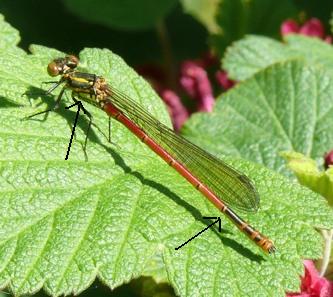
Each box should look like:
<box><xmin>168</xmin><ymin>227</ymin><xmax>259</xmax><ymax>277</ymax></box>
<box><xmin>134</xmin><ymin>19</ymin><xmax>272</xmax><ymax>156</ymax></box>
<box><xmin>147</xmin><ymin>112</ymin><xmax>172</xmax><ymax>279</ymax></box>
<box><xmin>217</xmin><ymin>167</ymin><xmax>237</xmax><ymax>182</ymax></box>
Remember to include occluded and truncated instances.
<box><xmin>324</xmin><ymin>149</ymin><xmax>333</xmax><ymax>169</ymax></box>
<box><xmin>160</xmin><ymin>89</ymin><xmax>189</xmax><ymax>131</ymax></box>
<box><xmin>180</xmin><ymin>61</ymin><xmax>215</xmax><ymax>112</ymax></box>
<box><xmin>281</xmin><ymin>19</ymin><xmax>300</xmax><ymax>36</ymax></box>
<box><xmin>215</xmin><ymin>70</ymin><xmax>236</xmax><ymax>90</ymax></box>
<box><xmin>286</xmin><ymin>260</ymin><xmax>333</xmax><ymax>297</ymax></box>
<box><xmin>299</xmin><ymin>18</ymin><xmax>325</xmax><ymax>39</ymax></box>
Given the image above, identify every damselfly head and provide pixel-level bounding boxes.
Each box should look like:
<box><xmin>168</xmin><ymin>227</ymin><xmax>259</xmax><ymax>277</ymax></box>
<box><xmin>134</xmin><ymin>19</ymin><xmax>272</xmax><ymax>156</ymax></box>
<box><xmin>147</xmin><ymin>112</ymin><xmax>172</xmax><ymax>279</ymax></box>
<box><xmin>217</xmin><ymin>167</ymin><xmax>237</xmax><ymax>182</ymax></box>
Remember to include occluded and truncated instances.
<box><xmin>47</xmin><ymin>55</ymin><xmax>79</xmax><ymax>77</ymax></box>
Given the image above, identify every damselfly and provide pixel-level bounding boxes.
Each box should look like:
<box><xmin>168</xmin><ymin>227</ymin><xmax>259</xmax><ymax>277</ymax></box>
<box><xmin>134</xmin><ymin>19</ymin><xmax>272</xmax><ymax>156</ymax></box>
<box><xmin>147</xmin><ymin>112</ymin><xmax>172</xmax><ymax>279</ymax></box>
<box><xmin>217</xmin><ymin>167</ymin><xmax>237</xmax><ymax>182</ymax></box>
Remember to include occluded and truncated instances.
<box><xmin>33</xmin><ymin>55</ymin><xmax>276</xmax><ymax>253</ymax></box>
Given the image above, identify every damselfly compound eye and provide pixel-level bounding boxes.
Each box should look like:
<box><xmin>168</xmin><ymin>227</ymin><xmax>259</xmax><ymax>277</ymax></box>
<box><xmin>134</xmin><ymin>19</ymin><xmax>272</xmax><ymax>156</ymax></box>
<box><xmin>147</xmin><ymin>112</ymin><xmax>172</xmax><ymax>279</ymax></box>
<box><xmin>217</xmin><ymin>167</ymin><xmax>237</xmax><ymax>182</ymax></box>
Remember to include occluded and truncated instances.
<box><xmin>47</xmin><ymin>61</ymin><xmax>60</xmax><ymax>77</ymax></box>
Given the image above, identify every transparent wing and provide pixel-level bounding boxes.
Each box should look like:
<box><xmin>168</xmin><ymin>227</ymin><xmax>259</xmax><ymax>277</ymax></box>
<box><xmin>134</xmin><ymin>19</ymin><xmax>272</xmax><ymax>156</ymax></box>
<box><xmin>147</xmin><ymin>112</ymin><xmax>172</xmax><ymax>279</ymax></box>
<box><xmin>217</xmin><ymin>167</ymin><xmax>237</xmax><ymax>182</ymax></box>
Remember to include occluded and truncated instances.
<box><xmin>106</xmin><ymin>86</ymin><xmax>259</xmax><ymax>212</ymax></box>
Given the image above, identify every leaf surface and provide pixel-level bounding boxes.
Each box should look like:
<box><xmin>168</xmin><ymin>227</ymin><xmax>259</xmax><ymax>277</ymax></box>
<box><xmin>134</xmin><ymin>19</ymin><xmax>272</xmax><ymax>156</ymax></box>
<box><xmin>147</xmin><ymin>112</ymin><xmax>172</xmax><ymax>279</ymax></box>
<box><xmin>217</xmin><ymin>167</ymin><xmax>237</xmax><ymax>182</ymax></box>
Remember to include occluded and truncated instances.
<box><xmin>223</xmin><ymin>34</ymin><xmax>333</xmax><ymax>80</ymax></box>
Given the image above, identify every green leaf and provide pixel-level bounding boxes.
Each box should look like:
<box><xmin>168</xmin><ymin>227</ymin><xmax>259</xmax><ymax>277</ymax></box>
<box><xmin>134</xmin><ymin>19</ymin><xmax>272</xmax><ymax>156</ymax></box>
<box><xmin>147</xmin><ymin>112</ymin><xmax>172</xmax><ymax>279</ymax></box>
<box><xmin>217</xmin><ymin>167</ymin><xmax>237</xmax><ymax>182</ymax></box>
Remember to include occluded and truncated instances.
<box><xmin>180</xmin><ymin>0</ymin><xmax>222</xmax><ymax>34</ymax></box>
<box><xmin>210</xmin><ymin>0</ymin><xmax>298</xmax><ymax>55</ymax></box>
<box><xmin>182</xmin><ymin>60</ymin><xmax>333</xmax><ymax>176</ymax></box>
<box><xmin>1</xmin><ymin>16</ymin><xmax>333</xmax><ymax>297</ymax></box>
<box><xmin>0</xmin><ymin>14</ymin><xmax>19</xmax><ymax>50</ymax></box>
<box><xmin>223</xmin><ymin>34</ymin><xmax>333</xmax><ymax>80</ymax></box>
<box><xmin>285</xmin><ymin>34</ymin><xmax>333</xmax><ymax>72</ymax></box>
<box><xmin>281</xmin><ymin>151</ymin><xmax>333</xmax><ymax>206</ymax></box>
<box><xmin>0</xmin><ymin>14</ymin><xmax>25</xmax><ymax>56</ymax></box>
<box><xmin>223</xmin><ymin>35</ymin><xmax>295</xmax><ymax>80</ymax></box>
<box><xmin>62</xmin><ymin>0</ymin><xmax>177</xmax><ymax>30</ymax></box>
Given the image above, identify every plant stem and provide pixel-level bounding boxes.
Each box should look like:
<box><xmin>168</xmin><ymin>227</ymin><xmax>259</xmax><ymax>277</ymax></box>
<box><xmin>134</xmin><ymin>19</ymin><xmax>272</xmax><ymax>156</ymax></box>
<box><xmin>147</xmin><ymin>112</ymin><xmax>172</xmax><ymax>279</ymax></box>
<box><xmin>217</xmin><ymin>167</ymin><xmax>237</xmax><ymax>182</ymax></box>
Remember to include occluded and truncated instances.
<box><xmin>319</xmin><ymin>229</ymin><xmax>333</xmax><ymax>276</ymax></box>
<box><xmin>155</xmin><ymin>20</ymin><xmax>178</xmax><ymax>92</ymax></box>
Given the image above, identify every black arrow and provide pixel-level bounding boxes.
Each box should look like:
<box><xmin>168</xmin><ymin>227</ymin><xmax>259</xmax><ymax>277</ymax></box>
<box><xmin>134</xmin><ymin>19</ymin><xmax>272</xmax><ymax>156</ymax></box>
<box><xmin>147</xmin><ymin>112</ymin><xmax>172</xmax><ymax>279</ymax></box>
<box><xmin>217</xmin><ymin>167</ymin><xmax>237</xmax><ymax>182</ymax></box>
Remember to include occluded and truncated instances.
<box><xmin>64</xmin><ymin>101</ymin><xmax>84</xmax><ymax>160</ymax></box>
<box><xmin>175</xmin><ymin>217</ymin><xmax>222</xmax><ymax>250</ymax></box>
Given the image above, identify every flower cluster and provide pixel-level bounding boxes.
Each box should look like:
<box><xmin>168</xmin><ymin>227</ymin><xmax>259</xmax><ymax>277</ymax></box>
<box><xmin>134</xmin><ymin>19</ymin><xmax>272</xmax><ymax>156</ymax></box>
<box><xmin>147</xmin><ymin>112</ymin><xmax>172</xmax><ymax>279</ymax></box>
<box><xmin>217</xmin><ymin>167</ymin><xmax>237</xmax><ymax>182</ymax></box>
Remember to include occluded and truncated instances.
<box><xmin>281</xmin><ymin>18</ymin><xmax>332</xmax><ymax>43</ymax></box>
<box><xmin>287</xmin><ymin>260</ymin><xmax>333</xmax><ymax>297</ymax></box>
